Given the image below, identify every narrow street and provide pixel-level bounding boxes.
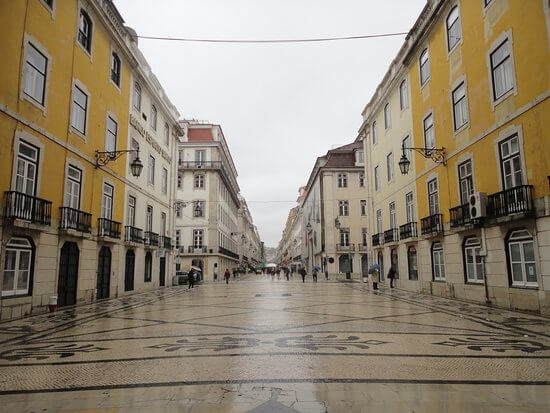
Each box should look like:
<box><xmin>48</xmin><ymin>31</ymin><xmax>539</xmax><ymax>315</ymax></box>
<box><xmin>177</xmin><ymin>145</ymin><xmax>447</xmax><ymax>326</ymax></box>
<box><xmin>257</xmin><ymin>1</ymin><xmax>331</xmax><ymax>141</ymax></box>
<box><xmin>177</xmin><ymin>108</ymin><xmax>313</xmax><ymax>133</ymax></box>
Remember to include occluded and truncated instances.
<box><xmin>0</xmin><ymin>277</ymin><xmax>549</xmax><ymax>412</ymax></box>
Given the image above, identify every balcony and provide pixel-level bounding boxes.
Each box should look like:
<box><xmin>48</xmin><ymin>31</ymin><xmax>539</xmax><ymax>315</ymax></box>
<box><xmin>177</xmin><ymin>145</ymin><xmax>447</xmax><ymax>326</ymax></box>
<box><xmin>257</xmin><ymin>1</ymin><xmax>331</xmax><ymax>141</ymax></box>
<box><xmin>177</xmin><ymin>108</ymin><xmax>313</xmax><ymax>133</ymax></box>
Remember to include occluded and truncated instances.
<box><xmin>160</xmin><ymin>236</ymin><xmax>172</xmax><ymax>249</ymax></box>
<box><xmin>336</xmin><ymin>243</ymin><xmax>355</xmax><ymax>252</ymax></box>
<box><xmin>3</xmin><ymin>191</ymin><xmax>52</xmax><ymax>226</ymax></box>
<box><xmin>219</xmin><ymin>247</ymin><xmax>239</xmax><ymax>260</ymax></box>
<box><xmin>449</xmin><ymin>204</ymin><xmax>470</xmax><ymax>228</ymax></box>
<box><xmin>188</xmin><ymin>245</ymin><xmax>207</xmax><ymax>253</ymax></box>
<box><xmin>59</xmin><ymin>207</ymin><xmax>92</xmax><ymax>233</ymax></box>
<box><xmin>357</xmin><ymin>243</ymin><xmax>368</xmax><ymax>251</ymax></box>
<box><xmin>143</xmin><ymin>231</ymin><xmax>159</xmax><ymax>247</ymax></box>
<box><xmin>399</xmin><ymin>222</ymin><xmax>418</xmax><ymax>240</ymax></box>
<box><xmin>124</xmin><ymin>226</ymin><xmax>143</xmax><ymax>243</ymax></box>
<box><xmin>372</xmin><ymin>233</ymin><xmax>383</xmax><ymax>247</ymax></box>
<box><xmin>421</xmin><ymin>214</ymin><xmax>443</xmax><ymax>236</ymax></box>
<box><xmin>384</xmin><ymin>228</ymin><xmax>399</xmax><ymax>244</ymax></box>
<box><xmin>97</xmin><ymin>218</ymin><xmax>121</xmax><ymax>239</ymax></box>
<box><xmin>487</xmin><ymin>185</ymin><xmax>534</xmax><ymax>219</ymax></box>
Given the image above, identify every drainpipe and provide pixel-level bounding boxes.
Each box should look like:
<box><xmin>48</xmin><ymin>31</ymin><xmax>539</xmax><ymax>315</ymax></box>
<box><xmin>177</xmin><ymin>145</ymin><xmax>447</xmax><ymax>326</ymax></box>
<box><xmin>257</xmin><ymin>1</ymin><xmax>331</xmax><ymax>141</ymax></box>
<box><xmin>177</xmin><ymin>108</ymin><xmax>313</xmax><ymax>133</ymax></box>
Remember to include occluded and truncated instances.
<box><xmin>480</xmin><ymin>225</ymin><xmax>491</xmax><ymax>304</ymax></box>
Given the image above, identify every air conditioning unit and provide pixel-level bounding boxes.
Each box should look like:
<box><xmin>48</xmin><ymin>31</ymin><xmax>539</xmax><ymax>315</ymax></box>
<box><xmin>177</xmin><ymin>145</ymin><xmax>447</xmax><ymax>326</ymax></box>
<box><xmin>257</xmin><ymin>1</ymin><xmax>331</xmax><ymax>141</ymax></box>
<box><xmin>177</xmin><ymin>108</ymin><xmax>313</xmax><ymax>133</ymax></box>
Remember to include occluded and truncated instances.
<box><xmin>469</xmin><ymin>192</ymin><xmax>487</xmax><ymax>219</ymax></box>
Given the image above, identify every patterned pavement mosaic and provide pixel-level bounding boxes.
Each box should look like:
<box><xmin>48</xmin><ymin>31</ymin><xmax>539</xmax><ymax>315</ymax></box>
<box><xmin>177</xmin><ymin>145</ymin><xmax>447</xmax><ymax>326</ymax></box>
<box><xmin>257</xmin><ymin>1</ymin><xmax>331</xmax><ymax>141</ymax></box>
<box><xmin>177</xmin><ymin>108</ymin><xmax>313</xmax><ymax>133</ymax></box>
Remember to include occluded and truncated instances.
<box><xmin>0</xmin><ymin>275</ymin><xmax>549</xmax><ymax>412</ymax></box>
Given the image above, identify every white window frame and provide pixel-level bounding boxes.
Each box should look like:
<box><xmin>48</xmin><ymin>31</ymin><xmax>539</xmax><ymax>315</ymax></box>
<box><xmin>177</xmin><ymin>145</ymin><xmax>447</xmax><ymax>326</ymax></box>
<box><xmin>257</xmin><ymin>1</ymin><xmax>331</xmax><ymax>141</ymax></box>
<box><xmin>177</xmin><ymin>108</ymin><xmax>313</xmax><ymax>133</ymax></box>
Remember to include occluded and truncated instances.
<box><xmin>487</xmin><ymin>32</ymin><xmax>517</xmax><ymax>107</ymax></box>
<box><xmin>360</xmin><ymin>200</ymin><xmax>367</xmax><ymax>216</ymax></box>
<box><xmin>101</xmin><ymin>182</ymin><xmax>114</xmax><ymax>219</ymax></box>
<box><xmin>22</xmin><ymin>40</ymin><xmax>49</xmax><ymax>109</ymax></box>
<box><xmin>337</xmin><ymin>173</ymin><xmax>348</xmax><ymax>188</ymax></box>
<box><xmin>372</xmin><ymin>121</ymin><xmax>378</xmax><ymax>145</ymax></box>
<box><xmin>110</xmin><ymin>49</ymin><xmax>121</xmax><ymax>89</ymax></box>
<box><xmin>340</xmin><ymin>228</ymin><xmax>350</xmax><ymax>246</ymax></box>
<box><xmin>70</xmin><ymin>80</ymin><xmax>89</xmax><ymax>138</ymax></box>
<box><xmin>194</xmin><ymin>174</ymin><xmax>205</xmax><ymax>189</ymax></box>
<box><xmin>376</xmin><ymin>209</ymin><xmax>382</xmax><ymax>234</ymax></box>
<box><xmin>446</xmin><ymin>5</ymin><xmax>462</xmax><ymax>53</ymax></box>
<box><xmin>164</xmin><ymin>123</ymin><xmax>170</xmax><ymax>146</ymax></box>
<box><xmin>399</xmin><ymin>79</ymin><xmax>409</xmax><ymax>110</ymax></box>
<box><xmin>428</xmin><ymin>178</ymin><xmax>439</xmax><ymax>215</ymax></box>
<box><xmin>127</xmin><ymin>195</ymin><xmax>136</xmax><ymax>226</ymax></box>
<box><xmin>146</xmin><ymin>204</ymin><xmax>153</xmax><ymax>232</ymax></box>
<box><xmin>359</xmin><ymin>172</ymin><xmax>365</xmax><ymax>188</ymax></box>
<box><xmin>65</xmin><ymin>164</ymin><xmax>82</xmax><ymax>210</ymax></box>
<box><xmin>148</xmin><ymin>155</ymin><xmax>155</xmax><ymax>186</ymax></box>
<box><xmin>464</xmin><ymin>237</ymin><xmax>484</xmax><ymax>284</ymax></box>
<box><xmin>374</xmin><ymin>165</ymin><xmax>380</xmax><ymax>192</ymax></box>
<box><xmin>105</xmin><ymin>114</ymin><xmax>117</xmax><ymax>153</ymax></box>
<box><xmin>452</xmin><ymin>81</ymin><xmax>469</xmax><ymax>131</ymax></box>
<box><xmin>162</xmin><ymin>167</ymin><xmax>168</xmax><ymax>194</ymax></box>
<box><xmin>76</xmin><ymin>7</ymin><xmax>93</xmax><ymax>57</ymax></box>
<box><xmin>498</xmin><ymin>134</ymin><xmax>524</xmax><ymax>190</ymax></box>
<box><xmin>384</xmin><ymin>103</ymin><xmax>391</xmax><ymax>129</ymax></box>
<box><xmin>193</xmin><ymin>229</ymin><xmax>204</xmax><ymax>248</ymax></box>
<box><xmin>14</xmin><ymin>139</ymin><xmax>39</xmax><ymax>196</ymax></box>
<box><xmin>432</xmin><ymin>242</ymin><xmax>446</xmax><ymax>281</ymax></box>
<box><xmin>150</xmin><ymin>105</ymin><xmax>157</xmax><ymax>131</ymax></box>
<box><xmin>423</xmin><ymin>112</ymin><xmax>435</xmax><ymax>152</ymax></box>
<box><xmin>406</xmin><ymin>192</ymin><xmax>414</xmax><ymax>223</ymax></box>
<box><xmin>386</xmin><ymin>152</ymin><xmax>394</xmax><ymax>183</ymax></box>
<box><xmin>458</xmin><ymin>159</ymin><xmax>474</xmax><ymax>205</ymax></box>
<box><xmin>339</xmin><ymin>200</ymin><xmax>349</xmax><ymax>217</ymax></box>
<box><xmin>133</xmin><ymin>82</ymin><xmax>141</xmax><ymax>112</ymax></box>
<box><xmin>507</xmin><ymin>230</ymin><xmax>538</xmax><ymax>287</ymax></box>
<box><xmin>2</xmin><ymin>237</ymin><xmax>33</xmax><ymax>297</ymax></box>
<box><xmin>389</xmin><ymin>201</ymin><xmax>396</xmax><ymax>229</ymax></box>
<box><xmin>419</xmin><ymin>48</ymin><xmax>430</xmax><ymax>86</ymax></box>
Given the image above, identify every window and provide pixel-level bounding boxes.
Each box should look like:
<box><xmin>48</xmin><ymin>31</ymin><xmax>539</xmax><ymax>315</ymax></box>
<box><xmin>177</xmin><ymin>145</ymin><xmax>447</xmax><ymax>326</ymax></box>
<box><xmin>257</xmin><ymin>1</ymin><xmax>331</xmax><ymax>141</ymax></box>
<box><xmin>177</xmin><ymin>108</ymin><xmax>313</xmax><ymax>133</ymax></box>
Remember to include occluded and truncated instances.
<box><xmin>78</xmin><ymin>10</ymin><xmax>92</xmax><ymax>52</ymax></box>
<box><xmin>144</xmin><ymin>252</ymin><xmax>152</xmax><ymax>282</ymax></box>
<box><xmin>428</xmin><ymin>178</ymin><xmax>439</xmax><ymax>215</ymax></box>
<box><xmin>162</xmin><ymin>167</ymin><xmax>168</xmax><ymax>194</ymax></box>
<box><xmin>386</xmin><ymin>153</ymin><xmax>394</xmax><ymax>182</ymax></box>
<box><xmin>372</xmin><ymin>121</ymin><xmax>378</xmax><ymax>144</ymax></box>
<box><xmin>357</xmin><ymin>150</ymin><xmax>365</xmax><ymax>164</ymax></box>
<box><xmin>177</xmin><ymin>174</ymin><xmax>182</xmax><ymax>189</ymax></box>
<box><xmin>399</xmin><ymin>79</ymin><xmax>408</xmax><ymax>110</ymax></box>
<box><xmin>65</xmin><ymin>165</ymin><xmax>82</xmax><ymax>209</ymax></box>
<box><xmin>176</xmin><ymin>204</ymin><xmax>182</xmax><ymax>218</ymax></box>
<box><xmin>150</xmin><ymin>105</ymin><xmax>157</xmax><ymax>130</ymax></box>
<box><xmin>195</xmin><ymin>150</ymin><xmax>205</xmax><ymax>164</ymax></box>
<box><xmin>490</xmin><ymin>38</ymin><xmax>514</xmax><ymax>100</ymax></box>
<box><xmin>2</xmin><ymin>238</ymin><xmax>33</xmax><ymax>297</ymax></box>
<box><xmin>194</xmin><ymin>201</ymin><xmax>205</xmax><ymax>217</ymax></box>
<box><xmin>127</xmin><ymin>195</ymin><xmax>135</xmax><ymax>226</ymax></box>
<box><xmin>377</xmin><ymin>251</ymin><xmax>384</xmax><ymax>281</ymax></box>
<box><xmin>458</xmin><ymin>160</ymin><xmax>473</xmax><ymax>205</ymax></box>
<box><xmin>43</xmin><ymin>0</ymin><xmax>54</xmax><ymax>8</ymax></box>
<box><xmin>15</xmin><ymin>140</ymin><xmax>39</xmax><ymax>196</ymax></box>
<box><xmin>406</xmin><ymin>192</ymin><xmax>414</xmax><ymax>223</ymax></box>
<box><xmin>402</xmin><ymin>135</ymin><xmax>412</xmax><ymax>161</ymax></box>
<box><xmin>101</xmin><ymin>183</ymin><xmax>113</xmax><ymax>219</ymax></box>
<box><xmin>374</xmin><ymin>166</ymin><xmax>380</xmax><ymax>191</ymax></box>
<box><xmin>148</xmin><ymin>155</ymin><xmax>155</xmax><ymax>185</ymax></box>
<box><xmin>160</xmin><ymin>212</ymin><xmax>166</xmax><ymax>235</ymax></box>
<box><xmin>164</xmin><ymin>123</ymin><xmax>170</xmax><ymax>146</ymax></box>
<box><xmin>340</xmin><ymin>228</ymin><xmax>350</xmax><ymax>246</ymax></box>
<box><xmin>423</xmin><ymin>113</ymin><xmax>435</xmax><ymax>152</ymax></box>
<box><xmin>464</xmin><ymin>237</ymin><xmax>484</xmax><ymax>283</ymax></box>
<box><xmin>408</xmin><ymin>246</ymin><xmax>418</xmax><ymax>280</ymax></box>
<box><xmin>446</xmin><ymin>6</ymin><xmax>461</xmax><ymax>51</ymax></box>
<box><xmin>110</xmin><ymin>52</ymin><xmax>121</xmax><ymax>86</ymax></box>
<box><xmin>376</xmin><ymin>209</ymin><xmax>382</xmax><ymax>234</ymax></box>
<box><xmin>391</xmin><ymin>248</ymin><xmax>399</xmax><ymax>278</ymax></box>
<box><xmin>23</xmin><ymin>43</ymin><xmax>47</xmax><ymax>106</ymax></box>
<box><xmin>175</xmin><ymin>230</ymin><xmax>181</xmax><ymax>247</ymax></box>
<box><xmin>389</xmin><ymin>202</ymin><xmax>396</xmax><ymax>228</ymax></box>
<box><xmin>194</xmin><ymin>174</ymin><xmax>205</xmax><ymax>189</ymax></box>
<box><xmin>360</xmin><ymin>200</ymin><xmax>367</xmax><ymax>216</ymax></box>
<box><xmin>507</xmin><ymin>229</ymin><xmax>537</xmax><ymax>287</ymax></box>
<box><xmin>361</xmin><ymin>228</ymin><xmax>368</xmax><ymax>246</ymax></box>
<box><xmin>133</xmin><ymin>82</ymin><xmax>141</xmax><ymax>111</ymax></box>
<box><xmin>338</xmin><ymin>200</ymin><xmax>349</xmax><ymax>216</ymax></box>
<box><xmin>106</xmin><ymin>116</ymin><xmax>117</xmax><ymax>153</ymax></box>
<box><xmin>384</xmin><ymin>103</ymin><xmax>391</xmax><ymax>129</ymax></box>
<box><xmin>193</xmin><ymin>229</ymin><xmax>204</xmax><ymax>248</ymax></box>
<box><xmin>419</xmin><ymin>48</ymin><xmax>430</xmax><ymax>85</ymax></box>
<box><xmin>432</xmin><ymin>242</ymin><xmax>445</xmax><ymax>281</ymax></box>
<box><xmin>146</xmin><ymin>205</ymin><xmax>153</xmax><ymax>232</ymax></box>
<box><xmin>71</xmin><ymin>85</ymin><xmax>88</xmax><ymax>134</ymax></box>
<box><xmin>499</xmin><ymin>135</ymin><xmax>523</xmax><ymax>189</ymax></box>
<box><xmin>359</xmin><ymin>172</ymin><xmax>365</xmax><ymax>188</ymax></box>
<box><xmin>337</xmin><ymin>173</ymin><xmax>348</xmax><ymax>188</ymax></box>
<box><xmin>452</xmin><ymin>82</ymin><xmax>468</xmax><ymax>130</ymax></box>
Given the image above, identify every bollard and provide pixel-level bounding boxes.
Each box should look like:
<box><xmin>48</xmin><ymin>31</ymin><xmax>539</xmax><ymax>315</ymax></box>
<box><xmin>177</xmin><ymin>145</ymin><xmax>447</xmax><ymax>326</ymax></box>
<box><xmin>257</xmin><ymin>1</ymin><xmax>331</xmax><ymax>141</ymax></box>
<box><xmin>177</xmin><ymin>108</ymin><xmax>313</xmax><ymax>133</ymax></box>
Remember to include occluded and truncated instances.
<box><xmin>48</xmin><ymin>295</ymin><xmax>58</xmax><ymax>313</ymax></box>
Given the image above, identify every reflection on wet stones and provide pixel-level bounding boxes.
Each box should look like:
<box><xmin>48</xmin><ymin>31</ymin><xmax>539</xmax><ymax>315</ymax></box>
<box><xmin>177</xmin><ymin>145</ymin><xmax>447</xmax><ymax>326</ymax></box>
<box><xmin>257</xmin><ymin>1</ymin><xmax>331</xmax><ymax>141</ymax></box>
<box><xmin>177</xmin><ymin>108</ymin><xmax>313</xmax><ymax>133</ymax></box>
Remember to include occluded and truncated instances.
<box><xmin>274</xmin><ymin>335</ymin><xmax>387</xmax><ymax>351</ymax></box>
<box><xmin>147</xmin><ymin>336</ymin><xmax>262</xmax><ymax>352</ymax></box>
<box><xmin>0</xmin><ymin>343</ymin><xmax>109</xmax><ymax>361</ymax></box>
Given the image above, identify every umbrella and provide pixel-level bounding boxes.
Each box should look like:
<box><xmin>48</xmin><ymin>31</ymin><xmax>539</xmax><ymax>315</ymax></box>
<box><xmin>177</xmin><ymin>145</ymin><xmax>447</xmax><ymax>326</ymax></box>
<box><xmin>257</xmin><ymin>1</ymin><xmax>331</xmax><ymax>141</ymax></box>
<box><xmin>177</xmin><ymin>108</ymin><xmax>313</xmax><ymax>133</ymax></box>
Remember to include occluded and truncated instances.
<box><xmin>313</xmin><ymin>265</ymin><xmax>321</xmax><ymax>271</ymax></box>
<box><xmin>191</xmin><ymin>266</ymin><xmax>202</xmax><ymax>272</ymax></box>
<box><xmin>265</xmin><ymin>263</ymin><xmax>277</xmax><ymax>268</ymax></box>
<box><xmin>367</xmin><ymin>264</ymin><xmax>380</xmax><ymax>274</ymax></box>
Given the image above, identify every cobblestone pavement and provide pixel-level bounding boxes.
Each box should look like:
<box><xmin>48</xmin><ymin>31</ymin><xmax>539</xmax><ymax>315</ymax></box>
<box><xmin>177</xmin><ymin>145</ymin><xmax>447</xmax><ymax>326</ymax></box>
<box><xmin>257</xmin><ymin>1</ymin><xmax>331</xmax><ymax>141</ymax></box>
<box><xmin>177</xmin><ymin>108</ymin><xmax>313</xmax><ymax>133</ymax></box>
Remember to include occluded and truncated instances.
<box><xmin>0</xmin><ymin>274</ymin><xmax>549</xmax><ymax>412</ymax></box>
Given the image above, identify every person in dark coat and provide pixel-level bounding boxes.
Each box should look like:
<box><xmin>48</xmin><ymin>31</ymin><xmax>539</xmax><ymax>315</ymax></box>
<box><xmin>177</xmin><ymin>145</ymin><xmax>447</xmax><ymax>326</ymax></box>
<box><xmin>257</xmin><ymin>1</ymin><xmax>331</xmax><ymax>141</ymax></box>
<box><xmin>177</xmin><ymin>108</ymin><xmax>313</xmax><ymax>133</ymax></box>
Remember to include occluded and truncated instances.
<box><xmin>387</xmin><ymin>265</ymin><xmax>396</xmax><ymax>288</ymax></box>
<box><xmin>224</xmin><ymin>268</ymin><xmax>231</xmax><ymax>284</ymax></box>
<box><xmin>299</xmin><ymin>267</ymin><xmax>307</xmax><ymax>283</ymax></box>
<box><xmin>285</xmin><ymin>268</ymin><xmax>290</xmax><ymax>281</ymax></box>
<box><xmin>188</xmin><ymin>269</ymin><xmax>195</xmax><ymax>289</ymax></box>
<box><xmin>312</xmin><ymin>268</ymin><xmax>318</xmax><ymax>283</ymax></box>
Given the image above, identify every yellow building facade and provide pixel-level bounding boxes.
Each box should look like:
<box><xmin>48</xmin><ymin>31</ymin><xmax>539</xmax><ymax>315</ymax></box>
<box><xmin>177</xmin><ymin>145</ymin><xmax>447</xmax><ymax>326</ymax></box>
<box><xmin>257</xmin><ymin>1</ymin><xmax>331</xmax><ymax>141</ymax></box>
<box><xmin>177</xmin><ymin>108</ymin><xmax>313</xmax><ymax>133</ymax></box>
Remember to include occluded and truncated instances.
<box><xmin>0</xmin><ymin>0</ymin><xmax>174</xmax><ymax>320</ymax></box>
<box><xmin>361</xmin><ymin>0</ymin><xmax>550</xmax><ymax>314</ymax></box>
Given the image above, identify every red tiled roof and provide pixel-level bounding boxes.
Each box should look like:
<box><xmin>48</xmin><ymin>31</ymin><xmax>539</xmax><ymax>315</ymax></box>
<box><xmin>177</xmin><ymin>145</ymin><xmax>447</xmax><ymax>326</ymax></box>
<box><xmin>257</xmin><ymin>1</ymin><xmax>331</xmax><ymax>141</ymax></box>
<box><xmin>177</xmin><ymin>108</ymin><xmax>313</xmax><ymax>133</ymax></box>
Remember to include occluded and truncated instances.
<box><xmin>188</xmin><ymin>128</ymin><xmax>213</xmax><ymax>142</ymax></box>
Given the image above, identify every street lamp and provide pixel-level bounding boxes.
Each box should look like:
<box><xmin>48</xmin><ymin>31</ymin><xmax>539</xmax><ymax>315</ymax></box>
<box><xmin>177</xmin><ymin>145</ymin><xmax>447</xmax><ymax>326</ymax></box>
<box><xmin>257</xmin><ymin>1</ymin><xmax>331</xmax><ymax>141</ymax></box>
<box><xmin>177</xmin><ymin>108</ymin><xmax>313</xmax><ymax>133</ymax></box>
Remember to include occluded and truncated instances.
<box><xmin>95</xmin><ymin>149</ymin><xmax>143</xmax><ymax>177</ymax></box>
<box><xmin>306</xmin><ymin>222</ymin><xmax>312</xmax><ymax>232</ymax></box>
<box><xmin>398</xmin><ymin>143</ymin><xmax>446</xmax><ymax>175</ymax></box>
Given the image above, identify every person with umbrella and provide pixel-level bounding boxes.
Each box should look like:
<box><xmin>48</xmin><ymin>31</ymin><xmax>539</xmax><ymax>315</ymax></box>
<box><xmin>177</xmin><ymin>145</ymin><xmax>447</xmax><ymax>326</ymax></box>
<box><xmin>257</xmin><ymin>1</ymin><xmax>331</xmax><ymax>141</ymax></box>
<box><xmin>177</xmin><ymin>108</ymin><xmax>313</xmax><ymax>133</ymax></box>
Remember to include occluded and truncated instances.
<box><xmin>188</xmin><ymin>268</ymin><xmax>195</xmax><ymax>289</ymax></box>
<box><xmin>312</xmin><ymin>265</ymin><xmax>320</xmax><ymax>282</ymax></box>
<box><xmin>368</xmin><ymin>264</ymin><xmax>381</xmax><ymax>291</ymax></box>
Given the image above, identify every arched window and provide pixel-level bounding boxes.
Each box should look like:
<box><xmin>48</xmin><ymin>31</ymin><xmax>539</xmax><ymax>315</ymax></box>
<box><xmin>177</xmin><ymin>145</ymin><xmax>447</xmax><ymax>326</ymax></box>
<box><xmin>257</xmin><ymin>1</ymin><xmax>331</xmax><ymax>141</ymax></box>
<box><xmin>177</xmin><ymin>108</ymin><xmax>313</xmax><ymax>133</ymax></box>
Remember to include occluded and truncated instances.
<box><xmin>431</xmin><ymin>242</ymin><xmax>445</xmax><ymax>281</ymax></box>
<box><xmin>111</xmin><ymin>52</ymin><xmax>121</xmax><ymax>86</ymax></box>
<box><xmin>133</xmin><ymin>82</ymin><xmax>141</xmax><ymax>111</ymax></box>
<box><xmin>407</xmin><ymin>246</ymin><xmax>418</xmax><ymax>280</ymax></box>
<box><xmin>144</xmin><ymin>251</ymin><xmax>152</xmax><ymax>282</ymax></box>
<box><xmin>463</xmin><ymin>237</ymin><xmax>484</xmax><ymax>283</ymax></box>
<box><xmin>384</xmin><ymin>103</ymin><xmax>391</xmax><ymax>129</ymax></box>
<box><xmin>2</xmin><ymin>237</ymin><xmax>34</xmax><ymax>297</ymax></box>
<box><xmin>419</xmin><ymin>48</ymin><xmax>430</xmax><ymax>85</ymax></box>
<box><xmin>507</xmin><ymin>229</ymin><xmax>537</xmax><ymax>287</ymax></box>
<box><xmin>446</xmin><ymin>6</ymin><xmax>461</xmax><ymax>51</ymax></box>
<box><xmin>399</xmin><ymin>79</ymin><xmax>408</xmax><ymax>110</ymax></box>
<box><xmin>391</xmin><ymin>248</ymin><xmax>399</xmax><ymax>279</ymax></box>
<box><xmin>150</xmin><ymin>105</ymin><xmax>157</xmax><ymax>130</ymax></box>
<box><xmin>78</xmin><ymin>10</ymin><xmax>92</xmax><ymax>52</ymax></box>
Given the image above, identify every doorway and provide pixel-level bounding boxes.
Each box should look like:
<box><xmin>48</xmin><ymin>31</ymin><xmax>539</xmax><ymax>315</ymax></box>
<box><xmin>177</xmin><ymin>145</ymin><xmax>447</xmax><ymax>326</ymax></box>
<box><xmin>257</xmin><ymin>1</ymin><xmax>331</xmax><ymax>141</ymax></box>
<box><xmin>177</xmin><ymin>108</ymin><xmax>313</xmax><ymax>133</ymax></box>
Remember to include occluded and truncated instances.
<box><xmin>159</xmin><ymin>257</ymin><xmax>166</xmax><ymax>286</ymax></box>
<box><xmin>97</xmin><ymin>246</ymin><xmax>111</xmax><ymax>299</ymax></box>
<box><xmin>58</xmin><ymin>242</ymin><xmax>79</xmax><ymax>307</ymax></box>
<box><xmin>361</xmin><ymin>255</ymin><xmax>369</xmax><ymax>277</ymax></box>
<box><xmin>125</xmin><ymin>249</ymin><xmax>135</xmax><ymax>291</ymax></box>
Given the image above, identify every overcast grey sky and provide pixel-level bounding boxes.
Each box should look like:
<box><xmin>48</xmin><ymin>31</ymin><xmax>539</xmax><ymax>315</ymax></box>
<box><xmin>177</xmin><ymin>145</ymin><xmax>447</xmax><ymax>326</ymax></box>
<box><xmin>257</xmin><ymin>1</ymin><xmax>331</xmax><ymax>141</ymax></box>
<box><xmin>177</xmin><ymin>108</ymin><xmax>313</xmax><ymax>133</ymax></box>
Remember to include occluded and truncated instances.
<box><xmin>115</xmin><ymin>0</ymin><xmax>426</xmax><ymax>248</ymax></box>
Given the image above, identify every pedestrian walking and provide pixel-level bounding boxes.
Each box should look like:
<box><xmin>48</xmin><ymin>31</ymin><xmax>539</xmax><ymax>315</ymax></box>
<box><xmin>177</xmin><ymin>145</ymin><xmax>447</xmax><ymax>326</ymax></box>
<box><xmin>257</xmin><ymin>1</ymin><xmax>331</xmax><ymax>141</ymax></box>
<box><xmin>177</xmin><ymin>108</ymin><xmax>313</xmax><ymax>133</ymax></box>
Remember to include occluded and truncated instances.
<box><xmin>299</xmin><ymin>267</ymin><xmax>306</xmax><ymax>283</ymax></box>
<box><xmin>388</xmin><ymin>265</ymin><xmax>396</xmax><ymax>288</ymax></box>
<box><xmin>276</xmin><ymin>268</ymin><xmax>281</xmax><ymax>280</ymax></box>
<box><xmin>213</xmin><ymin>267</ymin><xmax>218</xmax><ymax>282</ymax></box>
<box><xmin>285</xmin><ymin>268</ymin><xmax>290</xmax><ymax>281</ymax></box>
<box><xmin>188</xmin><ymin>269</ymin><xmax>195</xmax><ymax>289</ymax></box>
<box><xmin>224</xmin><ymin>268</ymin><xmax>231</xmax><ymax>284</ymax></box>
<box><xmin>312</xmin><ymin>268</ymin><xmax>318</xmax><ymax>283</ymax></box>
<box><xmin>371</xmin><ymin>269</ymin><xmax>379</xmax><ymax>291</ymax></box>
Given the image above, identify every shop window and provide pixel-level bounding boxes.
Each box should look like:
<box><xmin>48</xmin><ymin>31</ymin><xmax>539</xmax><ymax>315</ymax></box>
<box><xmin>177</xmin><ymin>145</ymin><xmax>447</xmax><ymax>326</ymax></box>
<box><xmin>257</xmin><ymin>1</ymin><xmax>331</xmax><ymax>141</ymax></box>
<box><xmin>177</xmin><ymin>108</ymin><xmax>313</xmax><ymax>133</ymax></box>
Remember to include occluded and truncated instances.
<box><xmin>2</xmin><ymin>237</ymin><xmax>34</xmax><ymax>297</ymax></box>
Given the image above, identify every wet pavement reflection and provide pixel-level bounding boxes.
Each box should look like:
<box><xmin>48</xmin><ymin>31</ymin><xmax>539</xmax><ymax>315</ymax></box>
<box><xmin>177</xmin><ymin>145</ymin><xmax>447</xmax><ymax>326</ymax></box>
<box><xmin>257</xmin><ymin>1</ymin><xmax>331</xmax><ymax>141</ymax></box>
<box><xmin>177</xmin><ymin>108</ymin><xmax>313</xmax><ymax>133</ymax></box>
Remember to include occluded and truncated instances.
<box><xmin>0</xmin><ymin>275</ymin><xmax>549</xmax><ymax>412</ymax></box>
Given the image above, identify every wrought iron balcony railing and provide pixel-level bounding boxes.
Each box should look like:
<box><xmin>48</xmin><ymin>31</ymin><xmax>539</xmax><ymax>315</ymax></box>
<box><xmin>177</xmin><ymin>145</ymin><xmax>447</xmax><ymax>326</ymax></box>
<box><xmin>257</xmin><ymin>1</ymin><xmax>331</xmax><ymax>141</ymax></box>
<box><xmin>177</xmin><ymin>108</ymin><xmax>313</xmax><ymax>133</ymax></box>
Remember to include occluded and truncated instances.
<box><xmin>399</xmin><ymin>222</ymin><xmax>418</xmax><ymax>240</ymax></box>
<box><xmin>124</xmin><ymin>226</ymin><xmax>143</xmax><ymax>243</ymax></box>
<box><xmin>98</xmin><ymin>218</ymin><xmax>121</xmax><ymax>239</ymax></box>
<box><xmin>188</xmin><ymin>245</ymin><xmax>208</xmax><ymax>253</ymax></box>
<box><xmin>487</xmin><ymin>185</ymin><xmax>534</xmax><ymax>218</ymax></box>
<box><xmin>357</xmin><ymin>243</ymin><xmax>368</xmax><ymax>251</ymax></box>
<box><xmin>160</xmin><ymin>236</ymin><xmax>172</xmax><ymax>249</ymax></box>
<box><xmin>144</xmin><ymin>231</ymin><xmax>159</xmax><ymax>246</ymax></box>
<box><xmin>372</xmin><ymin>233</ymin><xmax>383</xmax><ymax>247</ymax></box>
<box><xmin>420</xmin><ymin>213</ymin><xmax>443</xmax><ymax>236</ymax></box>
<box><xmin>449</xmin><ymin>203</ymin><xmax>470</xmax><ymax>228</ymax></box>
<box><xmin>3</xmin><ymin>191</ymin><xmax>52</xmax><ymax>225</ymax></box>
<box><xmin>59</xmin><ymin>207</ymin><xmax>92</xmax><ymax>233</ymax></box>
<box><xmin>384</xmin><ymin>228</ymin><xmax>399</xmax><ymax>243</ymax></box>
<box><xmin>336</xmin><ymin>243</ymin><xmax>355</xmax><ymax>251</ymax></box>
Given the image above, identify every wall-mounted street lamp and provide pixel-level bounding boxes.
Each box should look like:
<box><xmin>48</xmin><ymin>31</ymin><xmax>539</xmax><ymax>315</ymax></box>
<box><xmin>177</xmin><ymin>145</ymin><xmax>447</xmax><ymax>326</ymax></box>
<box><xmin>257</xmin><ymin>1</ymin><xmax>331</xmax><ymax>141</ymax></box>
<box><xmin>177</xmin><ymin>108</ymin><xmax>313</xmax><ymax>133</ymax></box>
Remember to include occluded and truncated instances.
<box><xmin>398</xmin><ymin>144</ymin><xmax>446</xmax><ymax>175</ymax></box>
<box><xmin>95</xmin><ymin>149</ymin><xmax>143</xmax><ymax>177</ymax></box>
<box><xmin>173</xmin><ymin>200</ymin><xmax>202</xmax><ymax>216</ymax></box>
